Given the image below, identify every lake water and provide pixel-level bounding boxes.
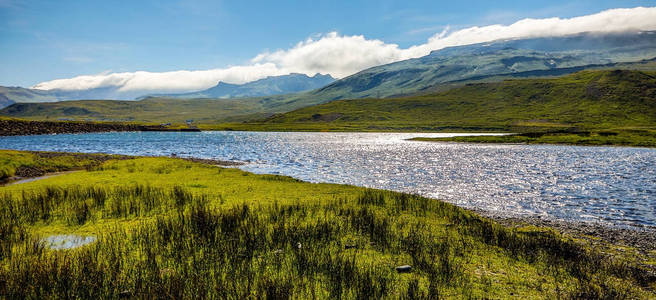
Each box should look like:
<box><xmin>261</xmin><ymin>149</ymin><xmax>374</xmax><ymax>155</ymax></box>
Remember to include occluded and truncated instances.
<box><xmin>1</xmin><ymin>131</ymin><xmax>655</xmax><ymax>228</ymax></box>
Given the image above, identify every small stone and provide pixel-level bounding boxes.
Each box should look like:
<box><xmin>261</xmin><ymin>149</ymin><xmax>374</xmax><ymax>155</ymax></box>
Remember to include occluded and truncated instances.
<box><xmin>296</xmin><ymin>242</ymin><xmax>302</xmax><ymax>249</ymax></box>
<box><xmin>118</xmin><ymin>290</ymin><xmax>132</xmax><ymax>298</ymax></box>
<box><xmin>395</xmin><ymin>265</ymin><xmax>412</xmax><ymax>273</ymax></box>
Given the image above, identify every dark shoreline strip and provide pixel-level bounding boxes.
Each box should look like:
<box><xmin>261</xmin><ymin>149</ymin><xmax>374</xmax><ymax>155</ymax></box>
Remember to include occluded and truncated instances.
<box><xmin>0</xmin><ymin>119</ymin><xmax>200</xmax><ymax>136</ymax></box>
<box><xmin>480</xmin><ymin>213</ymin><xmax>656</xmax><ymax>253</ymax></box>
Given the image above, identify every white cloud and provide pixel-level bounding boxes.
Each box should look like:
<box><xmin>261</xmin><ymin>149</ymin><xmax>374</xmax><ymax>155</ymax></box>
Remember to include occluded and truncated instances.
<box><xmin>250</xmin><ymin>32</ymin><xmax>405</xmax><ymax>78</ymax></box>
<box><xmin>34</xmin><ymin>63</ymin><xmax>288</xmax><ymax>93</ymax></box>
<box><xmin>33</xmin><ymin>7</ymin><xmax>656</xmax><ymax>94</ymax></box>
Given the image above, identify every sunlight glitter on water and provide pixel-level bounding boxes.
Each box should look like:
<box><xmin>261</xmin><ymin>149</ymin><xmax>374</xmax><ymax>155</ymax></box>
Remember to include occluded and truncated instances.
<box><xmin>1</xmin><ymin>131</ymin><xmax>655</xmax><ymax>228</ymax></box>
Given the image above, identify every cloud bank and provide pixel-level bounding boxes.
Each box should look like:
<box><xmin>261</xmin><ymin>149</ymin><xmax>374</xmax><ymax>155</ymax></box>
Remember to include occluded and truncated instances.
<box><xmin>33</xmin><ymin>7</ymin><xmax>656</xmax><ymax>94</ymax></box>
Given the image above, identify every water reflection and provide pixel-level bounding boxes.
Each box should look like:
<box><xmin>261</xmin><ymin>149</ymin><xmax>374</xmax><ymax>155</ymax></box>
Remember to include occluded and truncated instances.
<box><xmin>1</xmin><ymin>131</ymin><xmax>654</xmax><ymax>228</ymax></box>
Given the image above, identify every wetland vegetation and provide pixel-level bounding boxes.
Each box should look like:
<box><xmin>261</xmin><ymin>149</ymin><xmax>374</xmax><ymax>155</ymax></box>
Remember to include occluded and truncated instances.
<box><xmin>0</xmin><ymin>150</ymin><xmax>654</xmax><ymax>298</ymax></box>
<box><xmin>410</xmin><ymin>128</ymin><xmax>656</xmax><ymax>147</ymax></box>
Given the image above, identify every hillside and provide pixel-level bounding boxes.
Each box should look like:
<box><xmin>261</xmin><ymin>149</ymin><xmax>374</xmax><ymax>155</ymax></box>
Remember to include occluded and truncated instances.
<box><xmin>146</xmin><ymin>73</ymin><xmax>335</xmax><ymax>99</ymax></box>
<box><xmin>4</xmin><ymin>31</ymin><xmax>656</xmax><ymax>114</ymax></box>
<box><xmin>0</xmin><ymin>86</ymin><xmax>64</xmax><ymax>108</ymax></box>
<box><xmin>253</xmin><ymin>70</ymin><xmax>656</xmax><ymax>131</ymax></box>
<box><xmin>0</xmin><ymin>98</ymin><xmax>266</xmax><ymax>124</ymax></box>
<box><xmin>0</xmin><ymin>92</ymin><xmax>336</xmax><ymax>124</ymax></box>
<box><xmin>300</xmin><ymin>31</ymin><xmax>656</xmax><ymax>101</ymax></box>
<box><xmin>4</xmin><ymin>63</ymin><xmax>656</xmax><ymax>126</ymax></box>
<box><xmin>0</xmin><ymin>85</ymin><xmax>146</xmax><ymax>109</ymax></box>
<box><xmin>0</xmin><ymin>74</ymin><xmax>335</xmax><ymax>110</ymax></box>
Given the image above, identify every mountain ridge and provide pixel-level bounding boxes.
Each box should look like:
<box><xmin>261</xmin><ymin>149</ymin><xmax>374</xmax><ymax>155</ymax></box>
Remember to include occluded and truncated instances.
<box><xmin>0</xmin><ymin>73</ymin><xmax>336</xmax><ymax>109</ymax></box>
<box><xmin>3</xmin><ymin>32</ymin><xmax>656</xmax><ymax>120</ymax></box>
<box><xmin>142</xmin><ymin>73</ymin><xmax>335</xmax><ymax>99</ymax></box>
<box><xmin>306</xmin><ymin>31</ymin><xmax>656</xmax><ymax>101</ymax></box>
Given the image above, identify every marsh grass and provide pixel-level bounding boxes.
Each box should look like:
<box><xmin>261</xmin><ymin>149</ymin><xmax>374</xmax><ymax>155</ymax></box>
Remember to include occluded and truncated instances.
<box><xmin>0</xmin><ymin>152</ymin><xmax>653</xmax><ymax>298</ymax></box>
<box><xmin>1</xmin><ymin>183</ymin><xmax>654</xmax><ymax>298</ymax></box>
<box><xmin>411</xmin><ymin>128</ymin><xmax>656</xmax><ymax>147</ymax></box>
<box><xmin>0</xmin><ymin>150</ymin><xmax>131</xmax><ymax>182</ymax></box>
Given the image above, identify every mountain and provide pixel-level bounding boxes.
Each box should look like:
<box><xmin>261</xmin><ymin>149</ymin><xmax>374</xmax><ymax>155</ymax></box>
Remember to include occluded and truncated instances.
<box><xmin>0</xmin><ymin>86</ymin><xmax>65</xmax><ymax>108</ymax></box>
<box><xmin>303</xmin><ymin>31</ymin><xmax>656</xmax><ymax>100</ymax></box>
<box><xmin>144</xmin><ymin>73</ymin><xmax>335</xmax><ymax>99</ymax></box>
<box><xmin>4</xmin><ymin>69</ymin><xmax>656</xmax><ymax>129</ymax></box>
<box><xmin>3</xmin><ymin>32</ymin><xmax>656</xmax><ymax>122</ymax></box>
<box><xmin>254</xmin><ymin>70</ymin><xmax>656</xmax><ymax>131</ymax></box>
<box><xmin>0</xmin><ymin>85</ymin><xmax>140</xmax><ymax>109</ymax></box>
<box><xmin>0</xmin><ymin>73</ymin><xmax>335</xmax><ymax>109</ymax></box>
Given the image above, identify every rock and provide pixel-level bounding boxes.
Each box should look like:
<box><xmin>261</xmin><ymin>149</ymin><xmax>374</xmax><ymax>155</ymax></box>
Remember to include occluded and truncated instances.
<box><xmin>395</xmin><ymin>265</ymin><xmax>412</xmax><ymax>273</ymax></box>
<box><xmin>118</xmin><ymin>290</ymin><xmax>132</xmax><ymax>298</ymax></box>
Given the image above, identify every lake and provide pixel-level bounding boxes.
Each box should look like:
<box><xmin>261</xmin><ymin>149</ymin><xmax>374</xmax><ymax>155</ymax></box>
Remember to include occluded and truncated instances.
<box><xmin>1</xmin><ymin>131</ymin><xmax>655</xmax><ymax>228</ymax></box>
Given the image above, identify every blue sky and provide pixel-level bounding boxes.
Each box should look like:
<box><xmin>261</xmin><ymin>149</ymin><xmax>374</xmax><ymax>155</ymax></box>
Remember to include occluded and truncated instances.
<box><xmin>1</xmin><ymin>0</ymin><xmax>655</xmax><ymax>88</ymax></box>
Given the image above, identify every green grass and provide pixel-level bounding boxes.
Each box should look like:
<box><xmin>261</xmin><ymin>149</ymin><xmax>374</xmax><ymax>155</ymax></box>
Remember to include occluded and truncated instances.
<box><xmin>0</xmin><ymin>150</ymin><xmax>654</xmax><ymax>298</ymax></box>
<box><xmin>0</xmin><ymin>151</ymin><xmax>128</xmax><ymax>182</ymax></box>
<box><xmin>0</xmin><ymin>97</ymin><xmax>270</xmax><ymax>124</ymax></box>
<box><xmin>411</xmin><ymin>128</ymin><xmax>656</xmax><ymax>147</ymax></box>
<box><xmin>251</xmin><ymin>70</ymin><xmax>656</xmax><ymax>133</ymax></box>
<box><xmin>4</xmin><ymin>69</ymin><xmax>656</xmax><ymax>136</ymax></box>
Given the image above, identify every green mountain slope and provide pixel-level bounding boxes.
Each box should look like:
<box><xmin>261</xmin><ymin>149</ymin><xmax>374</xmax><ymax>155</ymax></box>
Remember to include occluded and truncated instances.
<box><xmin>4</xmin><ymin>31</ymin><xmax>656</xmax><ymax>113</ymax></box>
<box><xmin>4</xmin><ymin>32</ymin><xmax>656</xmax><ymax>123</ymax></box>
<box><xmin>256</xmin><ymin>70</ymin><xmax>656</xmax><ymax>131</ymax></box>
<box><xmin>299</xmin><ymin>31</ymin><xmax>656</xmax><ymax>102</ymax></box>
<box><xmin>3</xmin><ymin>69</ymin><xmax>656</xmax><ymax>129</ymax></box>
<box><xmin>0</xmin><ymin>98</ymin><xmax>263</xmax><ymax>123</ymax></box>
<box><xmin>0</xmin><ymin>93</ymin><xmax>332</xmax><ymax>124</ymax></box>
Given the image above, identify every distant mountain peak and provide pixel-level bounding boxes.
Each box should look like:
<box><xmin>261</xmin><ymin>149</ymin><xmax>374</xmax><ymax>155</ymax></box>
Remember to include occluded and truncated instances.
<box><xmin>145</xmin><ymin>73</ymin><xmax>336</xmax><ymax>99</ymax></box>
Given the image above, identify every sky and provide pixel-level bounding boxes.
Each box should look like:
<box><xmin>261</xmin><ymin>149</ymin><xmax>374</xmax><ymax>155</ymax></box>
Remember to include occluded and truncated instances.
<box><xmin>1</xmin><ymin>0</ymin><xmax>656</xmax><ymax>93</ymax></box>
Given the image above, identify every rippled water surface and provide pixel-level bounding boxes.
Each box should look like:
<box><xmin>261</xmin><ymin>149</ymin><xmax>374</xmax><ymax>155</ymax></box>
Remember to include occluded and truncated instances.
<box><xmin>1</xmin><ymin>131</ymin><xmax>655</xmax><ymax>228</ymax></box>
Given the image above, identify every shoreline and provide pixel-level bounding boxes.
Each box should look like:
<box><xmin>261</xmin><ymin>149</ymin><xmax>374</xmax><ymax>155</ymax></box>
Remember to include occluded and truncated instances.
<box><xmin>0</xmin><ymin>151</ymin><xmax>243</xmax><ymax>186</ymax></box>
<box><xmin>5</xmin><ymin>150</ymin><xmax>652</xmax><ymax>252</ymax></box>
<box><xmin>1</xmin><ymin>150</ymin><xmax>652</xmax><ymax>253</ymax></box>
<box><xmin>470</xmin><ymin>206</ymin><xmax>656</xmax><ymax>270</ymax></box>
<box><xmin>1</xmin><ymin>149</ymin><xmax>654</xmax><ymax>297</ymax></box>
<box><xmin>409</xmin><ymin>130</ymin><xmax>656</xmax><ymax>148</ymax></box>
<box><xmin>4</xmin><ymin>120</ymin><xmax>654</xmax><ymax>149</ymax></box>
<box><xmin>480</xmin><ymin>212</ymin><xmax>656</xmax><ymax>253</ymax></box>
<box><xmin>0</xmin><ymin>118</ymin><xmax>200</xmax><ymax>136</ymax></box>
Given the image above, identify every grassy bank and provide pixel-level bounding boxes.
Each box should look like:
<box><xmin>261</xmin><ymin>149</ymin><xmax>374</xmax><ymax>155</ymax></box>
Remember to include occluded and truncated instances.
<box><xmin>0</xmin><ymin>150</ymin><xmax>654</xmax><ymax>298</ymax></box>
<box><xmin>411</xmin><ymin>128</ymin><xmax>656</xmax><ymax>148</ymax></box>
<box><xmin>0</xmin><ymin>150</ymin><xmax>132</xmax><ymax>183</ymax></box>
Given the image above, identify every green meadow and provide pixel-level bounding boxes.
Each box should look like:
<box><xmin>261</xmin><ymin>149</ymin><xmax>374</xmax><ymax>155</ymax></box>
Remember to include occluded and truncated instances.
<box><xmin>240</xmin><ymin>70</ymin><xmax>656</xmax><ymax>133</ymax></box>
<box><xmin>0</xmin><ymin>150</ymin><xmax>654</xmax><ymax>298</ymax></box>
